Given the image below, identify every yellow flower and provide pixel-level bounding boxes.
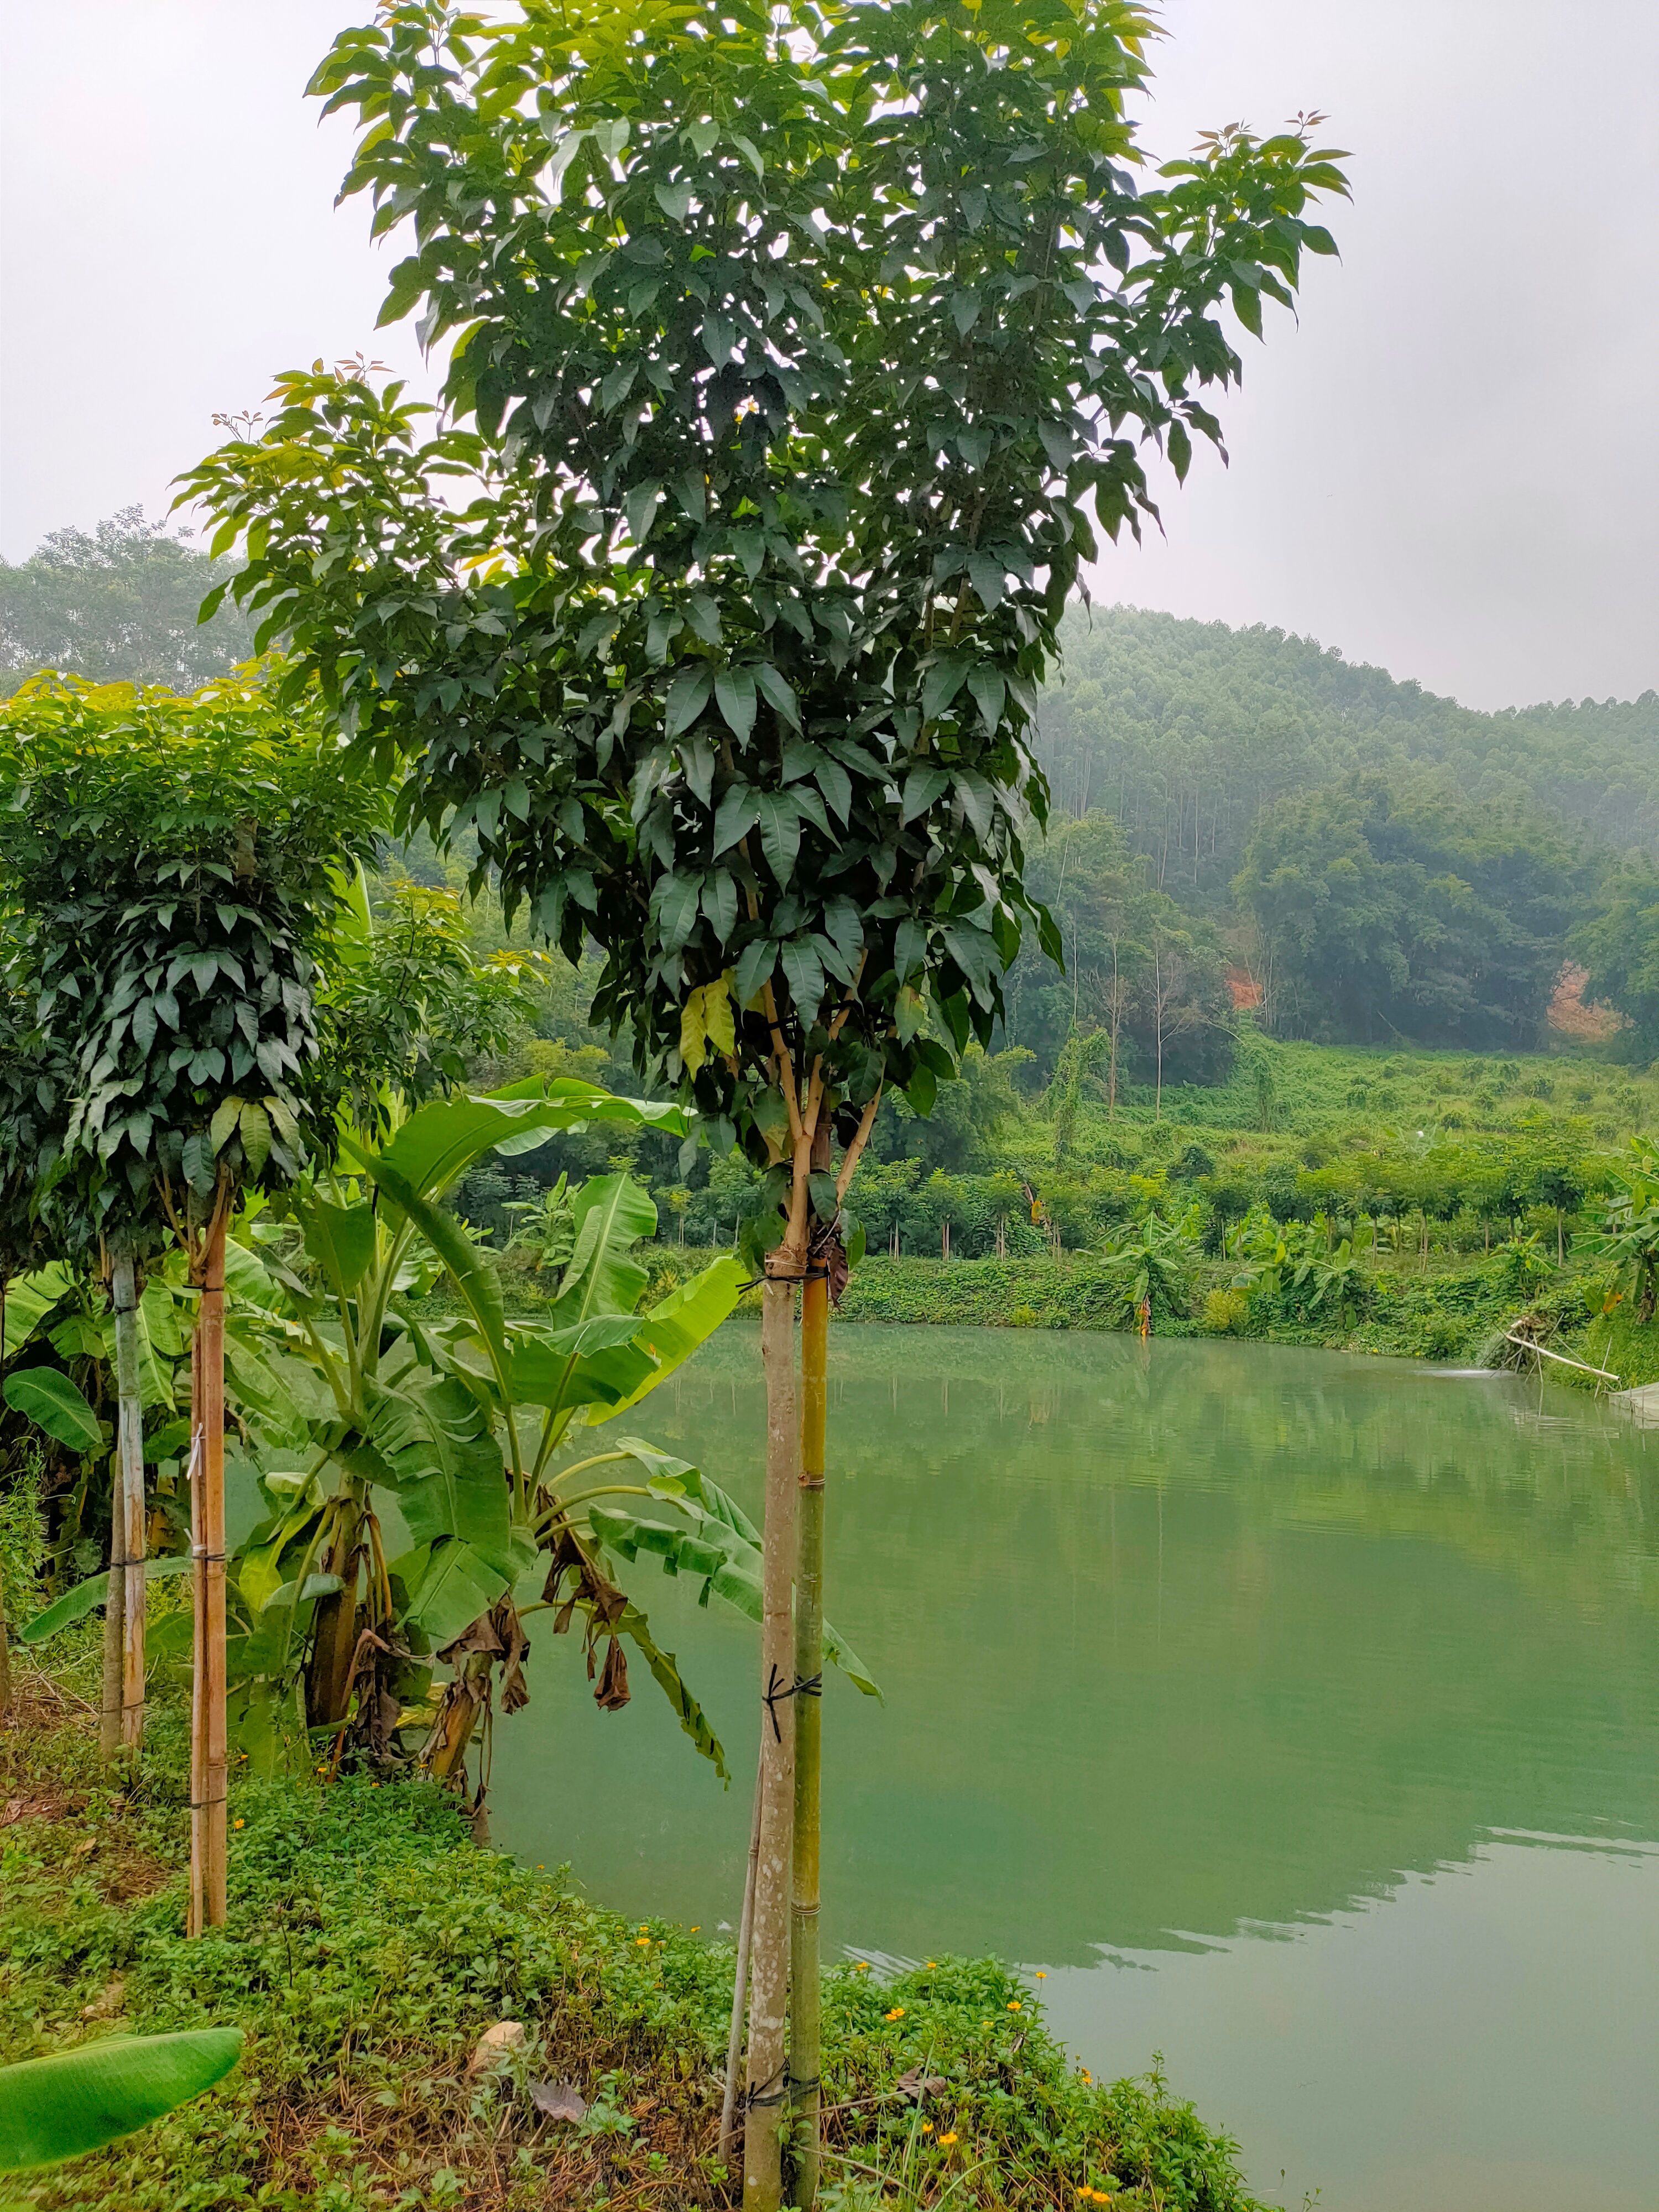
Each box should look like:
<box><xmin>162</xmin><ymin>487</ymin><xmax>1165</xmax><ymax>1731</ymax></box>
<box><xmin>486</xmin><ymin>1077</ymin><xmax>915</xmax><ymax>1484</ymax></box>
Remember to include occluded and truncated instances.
<box><xmin>854</xmin><ymin>1961</ymin><xmax>870</xmax><ymax>1973</ymax></box>
<box><xmin>1006</xmin><ymin>2000</ymin><xmax>1022</xmax><ymax>2012</ymax></box>
<box><xmin>691</xmin><ymin>1926</ymin><xmax>700</xmax><ymax>1933</ymax></box>
<box><xmin>636</xmin><ymin>1937</ymin><xmax>651</xmax><ymax>1948</ymax></box>
<box><xmin>925</xmin><ymin>1960</ymin><xmax>937</xmax><ymax>1969</ymax></box>
<box><xmin>1080</xmin><ymin>2069</ymin><xmax>1093</xmax><ymax>2085</ymax></box>
<box><xmin>920</xmin><ymin>2120</ymin><xmax>933</xmax><ymax>2133</ymax></box>
<box><xmin>884</xmin><ymin>2006</ymin><xmax>905</xmax><ymax>2021</ymax></box>
<box><xmin>1035</xmin><ymin>1970</ymin><xmax>1047</xmax><ymax>1980</ymax></box>
<box><xmin>233</xmin><ymin>1818</ymin><xmax>245</xmax><ymax>1830</ymax></box>
<box><xmin>939</xmin><ymin>2132</ymin><xmax>958</xmax><ymax>2147</ymax></box>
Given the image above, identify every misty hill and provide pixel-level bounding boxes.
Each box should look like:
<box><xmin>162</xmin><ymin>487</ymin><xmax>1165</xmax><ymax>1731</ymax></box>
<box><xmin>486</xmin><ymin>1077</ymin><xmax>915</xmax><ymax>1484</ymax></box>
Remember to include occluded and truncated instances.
<box><xmin>1037</xmin><ymin>607</ymin><xmax>1659</xmax><ymax>901</ymax></box>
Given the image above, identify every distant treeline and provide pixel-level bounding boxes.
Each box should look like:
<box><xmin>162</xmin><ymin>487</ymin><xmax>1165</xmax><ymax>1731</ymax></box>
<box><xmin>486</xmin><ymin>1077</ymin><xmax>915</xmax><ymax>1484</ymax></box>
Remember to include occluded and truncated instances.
<box><xmin>10</xmin><ymin>517</ymin><xmax>1659</xmax><ymax>1071</ymax></box>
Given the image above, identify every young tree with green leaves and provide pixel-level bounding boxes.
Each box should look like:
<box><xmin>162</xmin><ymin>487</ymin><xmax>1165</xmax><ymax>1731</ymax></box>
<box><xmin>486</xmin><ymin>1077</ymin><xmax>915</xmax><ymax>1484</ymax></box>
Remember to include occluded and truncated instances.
<box><xmin>185</xmin><ymin>1</ymin><xmax>1344</xmax><ymax>2193</ymax></box>
<box><xmin>0</xmin><ymin>674</ymin><xmax>383</xmax><ymax>1927</ymax></box>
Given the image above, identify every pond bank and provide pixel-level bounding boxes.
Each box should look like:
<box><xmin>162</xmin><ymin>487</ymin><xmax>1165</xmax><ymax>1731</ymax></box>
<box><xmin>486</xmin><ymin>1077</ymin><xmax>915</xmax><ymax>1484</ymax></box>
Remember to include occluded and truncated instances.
<box><xmin>0</xmin><ymin>1653</ymin><xmax>1275</xmax><ymax>2212</ymax></box>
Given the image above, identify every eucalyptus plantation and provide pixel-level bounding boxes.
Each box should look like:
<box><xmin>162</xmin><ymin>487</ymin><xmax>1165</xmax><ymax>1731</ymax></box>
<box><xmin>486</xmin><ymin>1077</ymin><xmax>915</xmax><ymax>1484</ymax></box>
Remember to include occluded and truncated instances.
<box><xmin>187</xmin><ymin>0</ymin><xmax>1344</xmax><ymax>2190</ymax></box>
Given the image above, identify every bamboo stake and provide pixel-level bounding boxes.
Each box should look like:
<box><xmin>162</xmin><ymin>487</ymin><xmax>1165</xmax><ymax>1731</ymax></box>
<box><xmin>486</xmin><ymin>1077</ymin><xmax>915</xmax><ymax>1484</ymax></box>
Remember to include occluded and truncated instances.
<box><xmin>743</xmin><ymin>1264</ymin><xmax>799</xmax><ymax>2212</ymax></box>
<box><xmin>98</xmin><ymin>1536</ymin><xmax>124</xmax><ymax>1765</ymax></box>
<box><xmin>189</xmin><ymin>1205</ymin><xmax>229</xmax><ymax>1934</ymax></box>
<box><xmin>111</xmin><ymin>1252</ymin><xmax>147</xmax><ymax>1759</ymax></box>
<box><xmin>720</xmin><ymin>1764</ymin><xmax>764</xmax><ymax>2169</ymax></box>
<box><xmin>790</xmin><ymin>1246</ymin><xmax>828</xmax><ymax>2212</ymax></box>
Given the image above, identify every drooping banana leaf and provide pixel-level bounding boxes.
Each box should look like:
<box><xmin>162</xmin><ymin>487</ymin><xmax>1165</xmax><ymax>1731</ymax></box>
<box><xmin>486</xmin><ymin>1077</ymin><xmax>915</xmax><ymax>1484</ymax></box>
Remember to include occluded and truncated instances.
<box><xmin>363</xmin><ymin>1372</ymin><xmax>514</xmax><ymax>1573</ymax></box>
<box><xmin>19</xmin><ymin>1556</ymin><xmax>195</xmax><ymax>1645</ymax></box>
<box><xmin>585</xmin><ymin>1445</ymin><xmax>879</xmax><ymax>1697</ymax></box>
<box><xmin>367</xmin><ymin>1160</ymin><xmax>510</xmax><ymax>1375</ymax></box>
<box><xmin>389</xmin><ymin>1537</ymin><xmax>513</xmax><ymax>1649</ymax></box>
<box><xmin>618</xmin><ymin>1601</ymin><xmax>729</xmax><ymax>1781</ymax></box>
<box><xmin>3</xmin><ymin>1366</ymin><xmax>104</xmax><ymax>1453</ymax></box>
<box><xmin>0</xmin><ymin>2028</ymin><xmax>243</xmax><ymax>2173</ymax></box>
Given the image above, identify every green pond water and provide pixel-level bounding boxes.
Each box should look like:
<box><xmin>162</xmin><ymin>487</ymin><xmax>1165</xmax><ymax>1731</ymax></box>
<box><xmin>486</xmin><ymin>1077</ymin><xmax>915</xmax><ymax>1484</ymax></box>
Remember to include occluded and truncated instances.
<box><xmin>488</xmin><ymin>1324</ymin><xmax>1659</xmax><ymax>2212</ymax></box>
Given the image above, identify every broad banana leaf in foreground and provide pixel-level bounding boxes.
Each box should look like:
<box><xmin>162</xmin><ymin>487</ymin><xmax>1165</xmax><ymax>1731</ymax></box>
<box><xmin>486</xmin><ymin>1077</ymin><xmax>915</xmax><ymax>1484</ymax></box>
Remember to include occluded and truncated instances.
<box><xmin>0</xmin><ymin>2029</ymin><xmax>242</xmax><ymax>2172</ymax></box>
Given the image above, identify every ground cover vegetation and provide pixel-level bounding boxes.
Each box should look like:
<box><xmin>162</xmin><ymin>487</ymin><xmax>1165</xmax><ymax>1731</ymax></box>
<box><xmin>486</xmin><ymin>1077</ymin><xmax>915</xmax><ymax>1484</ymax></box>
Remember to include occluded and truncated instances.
<box><xmin>0</xmin><ymin>1642</ymin><xmax>1272</xmax><ymax>2212</ymax></box>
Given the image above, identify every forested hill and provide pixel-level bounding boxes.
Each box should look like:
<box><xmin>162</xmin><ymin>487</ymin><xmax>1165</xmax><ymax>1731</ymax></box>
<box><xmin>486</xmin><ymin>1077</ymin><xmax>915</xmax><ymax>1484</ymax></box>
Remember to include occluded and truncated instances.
<box><xmin>1037</xmin><ymin>607</ymin><xmax>1659</xmax><ymax>900</ymax></box>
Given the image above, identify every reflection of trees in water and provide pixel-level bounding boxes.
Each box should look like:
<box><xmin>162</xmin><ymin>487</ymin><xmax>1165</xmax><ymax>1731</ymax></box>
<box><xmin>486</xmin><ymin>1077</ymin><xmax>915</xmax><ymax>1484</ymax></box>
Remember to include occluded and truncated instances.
<box><xmin>608</xmin><ymin>1332</ymin><xmax>1659</xmax><ymax>1962</ymax></box>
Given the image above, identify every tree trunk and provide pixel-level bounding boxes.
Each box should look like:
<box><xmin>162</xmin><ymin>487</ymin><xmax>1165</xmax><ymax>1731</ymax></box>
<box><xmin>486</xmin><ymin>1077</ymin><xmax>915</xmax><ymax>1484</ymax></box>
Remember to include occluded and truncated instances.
<box><xmin>189</xmin><ymin>1207</ymin><xmax>229</xmax><ymax>1936</ymax></box>
<box><xmin>790</xmin><ymin>1259</ymin><xmax>828</xmax><ymax>2212</ymax></box>
<box><xmin>111</xmin><ymin>1253</ymin><xmax>147</xmax><ymax>1759</ymax></box>
<box><xmin>743</xmin><ymin>1266</ymin><xmax>799</xmax><ymax>2212</ymax></box>
<box><xmin>305</xmin><ymin>1497</ymin><xmax>364</xmax><ymax>1729</ymax></box>
<box><xmin>720</xmin><ymin>1766</ymin><xmax>764</xmax><ymax>2169</ymax></box>
<box><xmin>99</xmin><ymin>1533</ymin><xmax>125</xmax><ymax>1765</ymax></box>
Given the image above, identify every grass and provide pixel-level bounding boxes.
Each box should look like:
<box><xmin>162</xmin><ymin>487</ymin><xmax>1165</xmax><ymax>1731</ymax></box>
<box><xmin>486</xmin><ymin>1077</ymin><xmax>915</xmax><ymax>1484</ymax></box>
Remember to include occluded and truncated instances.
<box><xmin>1</xmin><ymin>1639</ymin><xmax>1275</xmax><ymax>2212</ymax></box>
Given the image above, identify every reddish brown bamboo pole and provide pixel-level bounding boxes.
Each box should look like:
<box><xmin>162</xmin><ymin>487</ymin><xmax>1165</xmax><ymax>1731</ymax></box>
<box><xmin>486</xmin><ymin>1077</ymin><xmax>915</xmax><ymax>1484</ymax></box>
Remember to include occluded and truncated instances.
<box><xmin>189</xmin><ymin>1206</ymin><xmax>228</xmax><ymax>1934</ymax></box>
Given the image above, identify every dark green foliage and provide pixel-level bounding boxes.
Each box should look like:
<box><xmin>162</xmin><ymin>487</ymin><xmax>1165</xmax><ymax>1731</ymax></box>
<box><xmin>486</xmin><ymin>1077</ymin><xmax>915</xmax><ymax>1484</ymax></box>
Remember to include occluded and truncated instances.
<box><xmin>1234</xmin><ymin>770</ymin><xmax>1584</xmax><ymax>1048</ymax></box>
<box><xmin>0</xmin><ymin>677</ymin><xmax>385</xmax><ymax>1245</ymax></box>
<box><xmin>0</xmin><ymin>510</ymin><xmax>254</xmax><ymax>698</ymax></box>
<box><xmin>184</xmin><ymin>0</ymin><xmax>1344</xmax><ymax>1182</ymax></box>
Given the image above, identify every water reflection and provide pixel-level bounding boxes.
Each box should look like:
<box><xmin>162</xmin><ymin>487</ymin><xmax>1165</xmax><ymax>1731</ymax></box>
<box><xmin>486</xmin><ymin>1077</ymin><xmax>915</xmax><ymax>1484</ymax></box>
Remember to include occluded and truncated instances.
<box><xmin>490</xmin><ymin>1326</ymin><xmax>1659</xmax><ymax>2209</ymax></box>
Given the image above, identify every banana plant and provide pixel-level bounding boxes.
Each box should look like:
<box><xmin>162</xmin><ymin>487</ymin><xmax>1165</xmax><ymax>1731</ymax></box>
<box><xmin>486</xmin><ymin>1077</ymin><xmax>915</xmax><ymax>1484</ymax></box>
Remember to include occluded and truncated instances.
<box><xmin>214</xmin><ymin>1077</ymin><xmax>844</xmax><ymax>1796</ymax></box>
<box><xmin>1099</xmin><ymin>1206</ymin><xmax>1203</xmax><ymax>1328</ymax></box>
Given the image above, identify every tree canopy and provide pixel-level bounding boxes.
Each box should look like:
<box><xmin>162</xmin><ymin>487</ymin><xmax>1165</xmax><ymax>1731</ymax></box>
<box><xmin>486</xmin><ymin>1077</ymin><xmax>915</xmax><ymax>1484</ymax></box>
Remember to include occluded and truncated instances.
<box><xmin>1233</xmin><ymin>769</ymin><xmax>1586</xmax><ymax>1050</ymax></box>
<box><xmin>0</xmin><ymin>509</ymin><xmax>255</xmax><ymax>698</ymax></box>
<box><xmin>184</xmin><ymin>0</ymin><xmax>1347</xmax><ymax>1245</ymax></box>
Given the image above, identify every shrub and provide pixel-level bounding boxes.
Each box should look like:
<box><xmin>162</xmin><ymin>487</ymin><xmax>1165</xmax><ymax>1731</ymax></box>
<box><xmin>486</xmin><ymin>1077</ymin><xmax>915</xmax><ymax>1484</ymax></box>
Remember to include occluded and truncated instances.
<box><xmin>1201</xmin><ymin>1288</ymin><xmax>1249</xmax><ymax>1335</ymax></box>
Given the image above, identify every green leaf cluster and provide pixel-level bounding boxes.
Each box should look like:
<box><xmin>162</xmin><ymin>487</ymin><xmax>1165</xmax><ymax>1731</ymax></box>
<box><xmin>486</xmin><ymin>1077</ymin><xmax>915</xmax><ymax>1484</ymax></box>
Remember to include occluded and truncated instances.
<box><xmin>181</xmin><ymin>0</ymin><xmax>1346</xmax><ymax>1180</ymax></box>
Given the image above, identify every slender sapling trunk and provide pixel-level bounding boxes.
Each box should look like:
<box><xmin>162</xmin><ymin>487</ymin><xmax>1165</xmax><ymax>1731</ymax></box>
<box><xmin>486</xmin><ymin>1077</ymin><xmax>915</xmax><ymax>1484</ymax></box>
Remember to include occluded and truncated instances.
<box><xmin>743</xmin><ymin>1262</ymin><xmax>799</xmax><ymax>2212</ymax></box>
<box><xmin>790</xmin><ymin>1223</ymin><xmax>829</xmax><ymax>2212</ymax></box>
<box><xmin>720</xmin><ymin>1765</ymin><xmax>764</xmax><ymax>2169</ymax></box>
<box><xmin>112</xmin><ymin>1251</ymin><xmax>147</xmax><ymax>1757</ymax></box>
<box><xmin>189</xmin><ymin>1204</ymin><xmax>229</xmax><ymax>1935</ymax></box>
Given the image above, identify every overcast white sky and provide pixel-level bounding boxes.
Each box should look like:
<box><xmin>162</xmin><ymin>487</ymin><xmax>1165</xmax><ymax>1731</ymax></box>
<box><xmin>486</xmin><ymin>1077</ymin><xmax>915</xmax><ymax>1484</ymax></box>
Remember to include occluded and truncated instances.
<box><xmin>2</xmin><ymin>2</ymin><xmax>1655</xmax><ymax>711</ymax></box>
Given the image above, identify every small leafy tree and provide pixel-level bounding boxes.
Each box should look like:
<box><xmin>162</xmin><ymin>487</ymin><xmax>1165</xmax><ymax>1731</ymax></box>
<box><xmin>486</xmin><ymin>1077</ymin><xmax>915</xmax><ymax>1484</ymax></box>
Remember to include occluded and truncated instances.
<box><xmin>184</xmin><ymin>2</ymin><xmax>1345</xmax><ymax>2192</ymax></box>
<box><xmin>0</xmin><ymin>674</ymin><xmax>383</xmax><ymax>1927</ymax></box>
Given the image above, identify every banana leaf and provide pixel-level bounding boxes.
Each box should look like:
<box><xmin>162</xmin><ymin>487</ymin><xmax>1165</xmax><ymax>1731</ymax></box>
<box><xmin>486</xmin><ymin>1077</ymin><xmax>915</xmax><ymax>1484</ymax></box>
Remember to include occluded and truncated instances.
<box><xmin>359</xmin><ymin>1085</ymin><xmax>687</xmax><ymax>1205</ymax></box>
<box><xmin>556</xmin><ymin>1173</ymin><xmax>657</xmax><ymax>1317</ymax></box>
<box><xmin>0</xmin><ymin>1264</ymin><xmax>72</xmax><ymax>1361</ymax></box>
<box><xmin>593</xmin><ymin>1254</ymin><xmax>745</xmax><ymax>1422</ymax></box>
<box><xmin>19</xmin><ymin>1555</ymin><xmax>194</xmax><ymax>1645</ymax></box>
<box><xmin>3</xmin><ymin>1366</ymin><xmax>104</xmax><ymax>1453</ymax></box>
<box><xmin>586</xmin><ymin>1446</ymin><xmax>879</xmax><ymax>1698</ymax></box>
<box><xmin>618</xmin><ymin>1601</ymin><xmax>729</xmax><ymax>1781</ymax></box>
<box><xmin>0</xmin><ymin>2028</ymin><xmax>243</xmax><ymax>2172</ymax></box>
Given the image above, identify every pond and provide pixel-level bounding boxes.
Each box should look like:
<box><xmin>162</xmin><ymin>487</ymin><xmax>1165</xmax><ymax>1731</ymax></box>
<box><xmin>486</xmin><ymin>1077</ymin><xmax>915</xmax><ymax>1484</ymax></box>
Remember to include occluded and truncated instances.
<box><xmin>489</xmin><ymin>1324</ymin><xmax>1659</xmax><ymax>2212</ymax></box>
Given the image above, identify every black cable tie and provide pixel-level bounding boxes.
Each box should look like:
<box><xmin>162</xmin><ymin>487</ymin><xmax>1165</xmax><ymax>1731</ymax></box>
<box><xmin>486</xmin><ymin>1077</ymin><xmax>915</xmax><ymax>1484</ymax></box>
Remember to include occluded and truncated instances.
<box><xmin>190</xmin><ymin>1548</ymin><xmax>227</xmax><ymax>1563</ymax></box>
<box><xmin>744</xmin><ymin>2061</ymin><xmax>791</xmax><ymax>2110</ymax></box>
<box><xmin>187</xmin><ymin>1797</ymin><xmax>229</xmax><ymax>1811</ymax></box>
<box><xmin>738</xmin><ymin>1262</ymin><xmax>836</xmax><ymax>1291</ymax></box>
<box><xmin>794</xmin><ymin>1672</ymin><xmax>822</xmax><ymax>1700</ymax></box>
<box><xmin>788</xmin><ymin>2073</ymin><xmax>822</xmax><ymax>2097</ymax></box>
<box><xmin>762</xmin><ymin>1661</ymin><xmax>792</xmax><ymax>1743</ymax></box>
